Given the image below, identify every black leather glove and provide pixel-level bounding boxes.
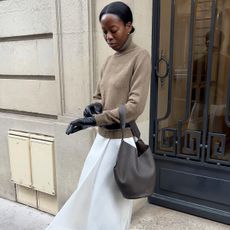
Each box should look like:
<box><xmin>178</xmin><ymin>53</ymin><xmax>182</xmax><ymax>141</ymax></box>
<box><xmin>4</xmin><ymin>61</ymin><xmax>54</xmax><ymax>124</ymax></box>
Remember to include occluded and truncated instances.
<box><xmin>83</xmin><ymin>102</ymin><xmax>103</xmax><ymax>117</ymax></box>
<box><xmin>66</xmin><ymin>117</ymin><xmax>96</xmax><ymax>135</ymax></box>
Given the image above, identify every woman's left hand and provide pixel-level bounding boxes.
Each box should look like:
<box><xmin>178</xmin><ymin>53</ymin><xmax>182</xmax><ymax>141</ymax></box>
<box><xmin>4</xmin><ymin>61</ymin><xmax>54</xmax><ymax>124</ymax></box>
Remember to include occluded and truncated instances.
<box><xmin>66</xmin><ymin>117</ymin><xmax>96</xmax><ymax>135</ymax></box>
<box><xmin>83</xmin><ymin>102</ymin><xmax>103</xmax><ymax>117</ymax></box>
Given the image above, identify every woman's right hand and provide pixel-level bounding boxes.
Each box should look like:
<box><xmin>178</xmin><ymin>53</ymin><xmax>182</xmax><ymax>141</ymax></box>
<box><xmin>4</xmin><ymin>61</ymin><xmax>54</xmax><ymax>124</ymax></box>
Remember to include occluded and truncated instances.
<box><xmin>83</xmin><ymin>102</ymin><xmax>103</xmax><ymax>117</ymax></box>
<box><xmin>66</xmin><ymin>117</ymin><xmax>96</xmax><ymax>135</ymax></box>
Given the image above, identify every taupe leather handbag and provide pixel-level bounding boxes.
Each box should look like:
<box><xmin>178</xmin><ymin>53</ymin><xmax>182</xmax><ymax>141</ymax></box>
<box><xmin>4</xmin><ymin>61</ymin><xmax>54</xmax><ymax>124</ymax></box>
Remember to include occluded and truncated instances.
<box><xmin>114</xmin><ymin>105</ymin><xmax>156</xmax><ymax>199</ymax></box>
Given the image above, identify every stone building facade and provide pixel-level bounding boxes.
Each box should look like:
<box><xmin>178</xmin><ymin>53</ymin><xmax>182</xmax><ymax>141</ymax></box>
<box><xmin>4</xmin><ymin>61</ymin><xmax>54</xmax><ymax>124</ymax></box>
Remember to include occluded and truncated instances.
<box><xmin>0</xmin><ymin>0</ymin><xmax>152</xmax><ymax>214</ymax></box>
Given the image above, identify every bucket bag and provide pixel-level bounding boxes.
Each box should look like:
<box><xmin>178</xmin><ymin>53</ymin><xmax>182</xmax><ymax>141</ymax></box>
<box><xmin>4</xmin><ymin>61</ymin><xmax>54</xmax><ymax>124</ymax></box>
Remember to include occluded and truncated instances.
<box><xmin>113</xmin><ymin>105</ymin><xmax>156</xmax><ymax>199</ymax></box>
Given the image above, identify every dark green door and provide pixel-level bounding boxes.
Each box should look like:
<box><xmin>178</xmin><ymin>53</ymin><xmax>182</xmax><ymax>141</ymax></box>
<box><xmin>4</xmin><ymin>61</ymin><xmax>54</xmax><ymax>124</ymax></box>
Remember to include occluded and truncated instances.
<box><xmin>149</xmin><ymin>0</ymin><xmax>230</xmax><ymax>224</ymax></box>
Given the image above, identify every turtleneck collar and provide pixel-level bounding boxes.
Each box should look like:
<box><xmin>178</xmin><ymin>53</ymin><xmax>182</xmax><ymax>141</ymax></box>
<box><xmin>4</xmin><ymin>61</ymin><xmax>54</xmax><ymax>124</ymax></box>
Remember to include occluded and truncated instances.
<box><xmin>115</xmin><ymin>35</ymin><xmax>135</xmax><ymax>55</ymax></box>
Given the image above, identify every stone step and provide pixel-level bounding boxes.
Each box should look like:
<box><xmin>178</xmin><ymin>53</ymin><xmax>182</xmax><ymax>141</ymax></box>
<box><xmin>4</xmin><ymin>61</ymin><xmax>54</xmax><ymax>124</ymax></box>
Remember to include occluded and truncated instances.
<box><xmin>130</xmin><ymin>203</ymin><xmax>229</xmax><ymax>230</ymax></box>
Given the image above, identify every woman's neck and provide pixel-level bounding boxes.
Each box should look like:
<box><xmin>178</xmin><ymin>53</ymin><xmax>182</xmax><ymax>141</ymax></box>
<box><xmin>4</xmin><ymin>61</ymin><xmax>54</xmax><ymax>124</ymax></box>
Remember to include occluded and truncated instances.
<box><xmin>117</xmin><ymin>35</ymin><xmax>132</xmax><ymax>53</ymax></box>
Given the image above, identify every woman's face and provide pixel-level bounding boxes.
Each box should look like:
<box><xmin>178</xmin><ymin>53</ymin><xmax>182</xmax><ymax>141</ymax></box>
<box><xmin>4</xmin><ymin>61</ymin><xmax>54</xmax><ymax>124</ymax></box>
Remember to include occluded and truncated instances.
<box><xmin>100</xmin><ymin>13</ymin><xmax>132</xmax><ymax>51</ymax></box>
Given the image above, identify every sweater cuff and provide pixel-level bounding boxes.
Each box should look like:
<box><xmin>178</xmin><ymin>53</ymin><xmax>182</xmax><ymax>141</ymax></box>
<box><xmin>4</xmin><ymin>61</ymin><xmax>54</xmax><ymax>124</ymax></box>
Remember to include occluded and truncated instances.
<box><xmin>94</xmin><ymin>113</ymin><xmax>105</xmax><ymax>126</ymax></box>
<box><xmin>93</xmin><ymin>99</ymin><xmax>102</xmax><ymax>105</ymax></box>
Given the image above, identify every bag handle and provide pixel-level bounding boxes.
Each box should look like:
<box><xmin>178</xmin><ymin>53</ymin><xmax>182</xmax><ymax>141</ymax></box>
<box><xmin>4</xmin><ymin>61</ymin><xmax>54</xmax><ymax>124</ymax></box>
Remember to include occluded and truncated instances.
<box><xmin>119</xmin><ymin>105</ymin><xmax>141</xmax><ymax>140</ymax></box>
<box><xmin>119</xmin><ymin>105</ymin><xmax>126</xmax><ymax>130</ymax></box>
<box><xmin>129</xmin><ymin>121</ymin><xmax>141</xmax><ymax>139</ymax></box>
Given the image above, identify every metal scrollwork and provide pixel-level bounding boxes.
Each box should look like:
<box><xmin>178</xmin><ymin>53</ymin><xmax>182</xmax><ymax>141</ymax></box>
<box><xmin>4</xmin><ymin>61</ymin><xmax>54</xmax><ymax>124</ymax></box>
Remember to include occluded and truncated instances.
<box><xmin>224</xmin><ymin>69</ymin><xmax>230</xmax><ymax>128</ymax></box>
<box><xmin>155</xmin><ymin>50</ymin><xmax>170</xmax><ymax>87</ymax></box>
<box><xmin>207</xmin><ymin>133</ymin><xmax>226</xmax><ymax>160</ymax></box>
<box><xmin>182</xmin><ymin>130</ymin><xmax>201</xmax><ymax>156</ymax></box>
<box><xmin>161</xmin><ymin>128</ymin><xmax>177</xmax><ymax>154</ymax></box>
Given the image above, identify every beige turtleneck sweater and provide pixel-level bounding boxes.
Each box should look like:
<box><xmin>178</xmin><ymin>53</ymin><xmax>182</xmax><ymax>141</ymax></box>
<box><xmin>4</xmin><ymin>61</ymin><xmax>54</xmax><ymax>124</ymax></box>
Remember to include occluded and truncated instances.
<box><xmin>93</xmin><ymin>36</ymin><xmax>151</xmax><ymax>138</ymax></box>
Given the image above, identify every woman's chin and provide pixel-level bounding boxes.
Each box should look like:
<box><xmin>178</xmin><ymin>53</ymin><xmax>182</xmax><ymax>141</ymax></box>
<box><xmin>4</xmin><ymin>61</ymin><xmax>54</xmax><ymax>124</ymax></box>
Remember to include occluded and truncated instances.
<box><xmin>108</xmin><ymin>43</ymin><xmax>120</xmax><ymax>51</ymax></box>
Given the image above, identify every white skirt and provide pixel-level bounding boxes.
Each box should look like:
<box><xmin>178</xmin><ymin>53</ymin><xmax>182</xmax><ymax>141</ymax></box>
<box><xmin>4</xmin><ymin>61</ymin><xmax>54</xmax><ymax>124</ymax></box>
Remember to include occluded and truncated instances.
<box><xmin>46</xmin><ymin>133</ymin><xmax>134</xmax><ymax>230</ymax></box>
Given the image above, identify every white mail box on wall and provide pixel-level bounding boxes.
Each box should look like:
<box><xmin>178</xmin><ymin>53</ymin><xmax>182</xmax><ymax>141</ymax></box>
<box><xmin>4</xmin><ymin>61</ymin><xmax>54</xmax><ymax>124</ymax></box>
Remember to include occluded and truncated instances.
<box><xmin>8</xmin><ymin>131</ymin><xmax>56</xmax><ymax>195</ymax></box>
<box><xmin>30</xmin><ymin>134</ymin><xmax>55</xmax><ymax>195</ymax></box>
<box><xmin>8</xmin><ymin>130</ymin><xmax>57</xmax><ymax>214</ymax></box>
<box><xmin>8</xmin><ymin>131</ymin><xmax>32</xmax><ymax>188</ymax></box>
<box><xmin>16</xmin><ymin>184</ymin><xmax>37</xmax><ymax>208</ymax></box>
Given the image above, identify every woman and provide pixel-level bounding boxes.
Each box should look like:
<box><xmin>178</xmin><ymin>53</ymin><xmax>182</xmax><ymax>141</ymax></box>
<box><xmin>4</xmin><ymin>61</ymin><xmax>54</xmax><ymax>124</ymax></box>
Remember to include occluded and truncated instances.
<box><xmin>46</xmin><ymin>1</ymin><xmax>151</xmax><ymax>230</ymax></box>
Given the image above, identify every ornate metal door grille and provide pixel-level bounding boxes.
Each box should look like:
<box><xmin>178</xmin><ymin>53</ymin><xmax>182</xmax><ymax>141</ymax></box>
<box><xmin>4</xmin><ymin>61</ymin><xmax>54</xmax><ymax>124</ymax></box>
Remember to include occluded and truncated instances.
<box><xmin>149</xmin><ymin>0</ymin><xmax>230</xmax><ymax>225</ymax></box>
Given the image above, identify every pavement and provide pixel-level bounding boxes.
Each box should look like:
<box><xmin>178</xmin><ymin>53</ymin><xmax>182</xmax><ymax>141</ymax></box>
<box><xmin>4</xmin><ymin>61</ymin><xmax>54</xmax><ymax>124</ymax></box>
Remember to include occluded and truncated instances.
<box><xmin>0</xmin><ymin>198</ymin><xmax>229</xmax><ymax>230</ymax></box>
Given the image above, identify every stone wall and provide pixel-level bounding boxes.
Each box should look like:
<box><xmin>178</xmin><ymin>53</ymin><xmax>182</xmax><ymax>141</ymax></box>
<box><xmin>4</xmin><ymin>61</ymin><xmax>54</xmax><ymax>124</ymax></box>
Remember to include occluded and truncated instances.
<box><xmin>0</xmin><ymin>0</ymin><xmax>152</xmax><ymax>210</ymax></box>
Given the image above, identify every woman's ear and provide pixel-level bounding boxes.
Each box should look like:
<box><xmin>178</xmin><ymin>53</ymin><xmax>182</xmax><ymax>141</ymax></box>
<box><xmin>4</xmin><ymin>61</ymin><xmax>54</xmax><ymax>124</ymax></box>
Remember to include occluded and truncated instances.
<box><xmin>126</xmin><ymin>22</ymin><xmax>132</xmax><ymax>33</ymax></box>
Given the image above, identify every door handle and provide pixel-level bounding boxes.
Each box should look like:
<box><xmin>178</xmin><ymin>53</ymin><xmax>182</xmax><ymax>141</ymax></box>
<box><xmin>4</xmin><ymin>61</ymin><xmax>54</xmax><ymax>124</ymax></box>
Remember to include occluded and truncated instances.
<box><xmin>155</xmin><ymin>51</ymin><xmax>169</xmax><ymax>85</ymax></box>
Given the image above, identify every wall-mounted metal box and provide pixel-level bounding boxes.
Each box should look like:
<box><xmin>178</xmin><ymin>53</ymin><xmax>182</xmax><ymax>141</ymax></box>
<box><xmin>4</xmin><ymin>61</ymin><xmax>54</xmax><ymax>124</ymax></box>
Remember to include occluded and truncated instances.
<box><xmin>8</xmin><ymin>131</ymin><xmax>56</xmax><ymax>195</ymax></box>
<box><xmin>8</xmin><ymin>131</ymin><xmax>32</xmax><ymax>188</ymax></box>
<box><xmin>16</xmin><ymin>184</ymin><xmax>37</xmax><ymax>208</ymax></box>
<box><xmin>30</xmin><ymin>134</ymin><xmax>55</xmax><ymax>195</ymax></box>
<box><xmin>8</xmin><ymin>130</ymin><xmax>57</xmax><ymax>214</ymax></box>
<box><xmin>37</xmin><ymin>191</ymin><xmax>58</xmax><ymax>215</ymax></box>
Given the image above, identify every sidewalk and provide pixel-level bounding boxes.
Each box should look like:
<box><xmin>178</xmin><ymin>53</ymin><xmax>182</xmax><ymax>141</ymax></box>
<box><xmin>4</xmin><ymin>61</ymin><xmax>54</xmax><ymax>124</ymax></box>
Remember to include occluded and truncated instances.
<box><xmin>0</xmin><ymin>198</ymin><xmax>52</xmax><ymax>230</ymax></box>
<box><xmin>0</xmin><ymin>198</ymin><xmax>229</xmax><ymax>230</ymax></box>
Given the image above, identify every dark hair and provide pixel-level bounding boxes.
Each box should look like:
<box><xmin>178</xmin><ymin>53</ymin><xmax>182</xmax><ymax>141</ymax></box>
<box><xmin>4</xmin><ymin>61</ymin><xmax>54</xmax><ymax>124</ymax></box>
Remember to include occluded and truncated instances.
<box><xmin>99</xmin><ymin>1</ymin><xmax>135</xmax><ymax>33</ymax></box>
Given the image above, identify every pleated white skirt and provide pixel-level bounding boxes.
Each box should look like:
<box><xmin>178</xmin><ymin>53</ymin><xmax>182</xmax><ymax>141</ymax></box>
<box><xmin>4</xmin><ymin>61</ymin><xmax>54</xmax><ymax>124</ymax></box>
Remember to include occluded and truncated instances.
<box><xmin>46</xmin><ymin>133</ymin><xmax>134</xmax><ymax>230</ymax></box>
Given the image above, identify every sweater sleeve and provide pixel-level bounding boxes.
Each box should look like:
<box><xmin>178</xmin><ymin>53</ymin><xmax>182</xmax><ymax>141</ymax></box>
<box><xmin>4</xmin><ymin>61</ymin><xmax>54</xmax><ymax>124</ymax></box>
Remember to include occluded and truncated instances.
<box><xmin>95</xmin><ymin>50</ymin><xmax>151</xmax><ymax>126</ymax></box>
<box><xmin>92</xmin><ymin>79</ymin><xmax>102</xmax><ymax>104</ymax></box>
<box><xmin>92</xmin><ymin>58</ymin><xmax>109</xmax><ymax>105</ymax></box>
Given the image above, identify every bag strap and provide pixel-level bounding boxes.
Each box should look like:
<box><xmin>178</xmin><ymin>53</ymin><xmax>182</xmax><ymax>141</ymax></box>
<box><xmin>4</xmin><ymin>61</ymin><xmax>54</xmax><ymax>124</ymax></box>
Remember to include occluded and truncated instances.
<box><xmin>119</xmin><ymin>105</ymin><xmax>126</xmax><ymax>139</ymax></box>
<box><xmin>129</xmin><ymin>121</ymin><xmax>141</xmax><ymax>139</ymax></box>
<box><xmin>119</xmin><ymin>105</ymin><xmax>141</xmax><ymax>140</ymax></box>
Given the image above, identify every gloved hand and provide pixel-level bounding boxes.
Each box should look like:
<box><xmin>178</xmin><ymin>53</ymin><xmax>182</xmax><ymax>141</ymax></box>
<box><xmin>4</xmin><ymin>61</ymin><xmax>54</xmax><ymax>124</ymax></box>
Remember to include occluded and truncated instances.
<box><xmin>83</xmin><ymin>102</ymin><xmax>103</xmax><ymax>117</ymax></box>
<box><xmin>66</xmin><ymin>117</ymin><xmax>96</xmax><ymax>135</ymax></box>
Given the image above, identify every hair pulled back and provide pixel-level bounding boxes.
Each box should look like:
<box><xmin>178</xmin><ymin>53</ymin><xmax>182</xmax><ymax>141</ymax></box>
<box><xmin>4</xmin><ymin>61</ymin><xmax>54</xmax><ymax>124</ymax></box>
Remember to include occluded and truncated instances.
<box><xmin>99</xmin><ymin>1</ymin><xmax>135</xmax><ymax>33</ymax></box>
